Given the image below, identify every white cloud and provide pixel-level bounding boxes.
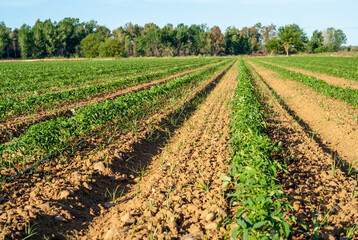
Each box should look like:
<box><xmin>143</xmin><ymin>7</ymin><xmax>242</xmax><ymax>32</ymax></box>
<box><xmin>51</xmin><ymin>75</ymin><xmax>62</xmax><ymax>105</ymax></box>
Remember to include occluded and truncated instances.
<box><xmin>0</xmin><ymin>0</ymin><xmax>46</xmax><ymax>7</ymax></box>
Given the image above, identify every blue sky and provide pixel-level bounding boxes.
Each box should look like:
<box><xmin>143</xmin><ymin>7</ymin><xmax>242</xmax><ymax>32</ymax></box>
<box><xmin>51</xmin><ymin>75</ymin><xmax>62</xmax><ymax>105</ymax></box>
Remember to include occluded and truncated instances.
<box><xmin>1</xmin><ymin>0</ymin><xmax>357</xmax><ymax>45</ymax></box>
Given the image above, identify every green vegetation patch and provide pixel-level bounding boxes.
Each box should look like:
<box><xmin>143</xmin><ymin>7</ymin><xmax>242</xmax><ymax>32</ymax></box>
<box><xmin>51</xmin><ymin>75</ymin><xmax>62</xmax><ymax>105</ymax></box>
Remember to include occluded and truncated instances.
<box><xmin>254</xmin><ymin>60</ymin><xmax>358</xmax><ymax>107</ymax></box>
<box><xmin>221</xmin><ymin>60</ymin><xmax>293</xmax><ymax>239</ymax></box>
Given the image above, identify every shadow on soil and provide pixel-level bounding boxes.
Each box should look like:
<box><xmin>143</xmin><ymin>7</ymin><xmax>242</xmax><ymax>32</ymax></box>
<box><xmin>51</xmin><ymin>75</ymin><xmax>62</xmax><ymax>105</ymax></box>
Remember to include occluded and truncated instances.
<box><xmin>6</xmin><ymin>64</ymin><xmax>232</xmax><ymax>239</ymax></box>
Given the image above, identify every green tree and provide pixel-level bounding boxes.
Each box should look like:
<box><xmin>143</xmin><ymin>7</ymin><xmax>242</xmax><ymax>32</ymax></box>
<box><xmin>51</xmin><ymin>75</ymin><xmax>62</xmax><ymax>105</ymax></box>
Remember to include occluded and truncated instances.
<box><xmin>42</xmin><ymin>19</ymin><xmax>58</xmax><ymax>57</ymax></box>
<box><xmin>0</xmin><ymin>21</ymin><xmax>11</xmax><ymax>58</ymax></box>
<box><xmin>225</xmin><ymin>27</ymin><xmax>251</xmax><ymax>55</ymax></box>
<box><xmin>18</xmin><ymin>24</ymin><xmax>33</xmax><ymax>59</ymax></box>
<box><xmin>9</xmin><ymin>28</ymin><xmax>20</xmax><ymax>58</ymax></box>
<box><xmin>307</xmin><ymin>30</ymin><xmax>325</xmax><ymax>53</ymax></box>
<box><xmin>135</xmin><ymin>23</ymin><xmax>162</xmax><ymax>56</ymax></box>
<box><xmin>32</xmin><ymin>19</ymin><xmax>46</xmax><ymax>58</ymax></box>
<box><xmin>175</xmin><ymin>24</ymin><xmax>190</xmax><ymax>56</ymax></box>
<box><xmin>208</xmin><ymin>26</ymin><xmax>224</xmax><ymax>56</ymax></box>
<box><xmin>113</xmin><ymin>22</ymin><xmax>142</xmax><ymax>56</ymax></box>
<box><xmin>57</xmin><ymin>18</ymin><xmax>82</xmax><ymax>57</ymax></box>
<box><xmin>324</xmin><ymin>28</ymin><xmax>347</xmax><ymax>52</ymax></box>
<box><xmin>80</xmin><ymin>32</ymin><xmax>105</xmax><ymax>57</ymax></box>
<box><xmin>277</xmin><ymin>24</ymin><xmax>307</xmax><ymax>56</ymax></box>
<box><xmin>249</xmin><ymin>23</ymin><xmax>262</xmax><ymax>52</ymax></box>
<box><xmin>265</xmin><ymin>38</ymin><xmax>283</xmax><ymax>55</ymax></box>
<box><xmin>260</xmin><ymin>24</ymin><xmax>276</xmax><ymax>53</ymax></box>
<box><xmin>99</xmin><ymin>38</ymin><xmax>125</xmax><ymax>57</ymax></box>
<box><xmin>188</xmin><ymin>24</ymin><xmax>208</xmax><ymax>55</ymax></box>
<box><xmin>160</xmin><ymin>24</ymin><xmax>177</xmax><ymax>56</ymax></box>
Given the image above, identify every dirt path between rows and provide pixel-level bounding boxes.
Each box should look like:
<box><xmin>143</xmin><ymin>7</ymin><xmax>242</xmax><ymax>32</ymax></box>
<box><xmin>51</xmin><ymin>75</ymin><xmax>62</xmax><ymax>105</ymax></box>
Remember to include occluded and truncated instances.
<box><xmin>0</xmin><ymin>62</ymin><xmax>219</xmax><ymax>145</ymax></box>
<box><xmin>252</xmin><ymin>66</ymin><xmax>358</xmax><ymax>239</ymax></box>
<box><xmin>260</xmin><ymin>60</ymin><xmax>358</xmax><ymax>90</ymax></box>
<box><xmin>0</xmin><ymin>63</ymin><xmax>234</xmax><ymax>239</ymax></box>
<box><xmin>83</xmin><ymin>63</ymin><xmax>238</xmax><ymax>239</ymax></box>
<box><xmin>248</xmin><ymin>61</ymin><xmax>358</xmax><ymax>165</ymax></box>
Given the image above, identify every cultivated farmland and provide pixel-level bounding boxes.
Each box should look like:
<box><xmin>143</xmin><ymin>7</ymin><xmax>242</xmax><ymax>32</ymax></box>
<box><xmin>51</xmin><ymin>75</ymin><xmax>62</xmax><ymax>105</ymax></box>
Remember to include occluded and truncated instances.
<box><xmin>0</xmin><ymin>56</ymin><xmax>357</xmax><ymax>239</ymax></box>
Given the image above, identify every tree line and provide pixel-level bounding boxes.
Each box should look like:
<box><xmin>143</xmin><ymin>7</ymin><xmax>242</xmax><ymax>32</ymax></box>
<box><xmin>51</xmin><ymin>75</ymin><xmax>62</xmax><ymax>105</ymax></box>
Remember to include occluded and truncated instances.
<box><xmin>0</xmin><ymin>18</ymin><xmax>349</xmax><ymax>59</ymax></box>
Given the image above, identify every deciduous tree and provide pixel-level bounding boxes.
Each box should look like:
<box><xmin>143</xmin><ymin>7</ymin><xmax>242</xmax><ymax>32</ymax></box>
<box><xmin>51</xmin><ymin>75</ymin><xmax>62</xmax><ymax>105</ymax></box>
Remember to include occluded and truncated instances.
<box><xmin>208</xmin><ymin>26</ymin><xmax>224</xmax><ymax>56</ymax></box>
<box><xmin>0</xmin><ymin>22</ymin><xmax>11</xmax><ymax>58</ymax></box>
<box><xmin>99</xmin><ymin>38</ymin><xmax>125</xmax><ymax>57</ymax></box>
<box><xmin>307</xmin><ymin>30</ymin><xmax>326</xmax><ymax>53</ymax></box>
<box><xmin>18</xmin><ymin>24</ymin><xmax>33</xmax><ymax>59</ymax></box>
<box><xmin>324</xmin><ymin>28</ymin><xmax>347</xmax><ymax>52</ymax></box>
<box><xmin>80</xmin><ymin>32</ymin><xmax>104</xmax><ymax>57</ymax></box>
<box><xmin>277</xmin><ymin>24</ymin><xmax>307</xmax><ymax>56</ymax></box>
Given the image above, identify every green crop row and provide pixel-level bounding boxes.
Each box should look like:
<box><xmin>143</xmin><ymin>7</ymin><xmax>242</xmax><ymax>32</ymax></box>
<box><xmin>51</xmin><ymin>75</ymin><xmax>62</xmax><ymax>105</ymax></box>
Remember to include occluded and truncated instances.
<box><xmin>253</xmin><ymin>60</ymin><xmax>358</xmax><ymax>107</ymax></box>
<box><xmin>261</xmin><ymin>57</ymin><xmax>358</xmax><ymax>80</ymax></box>
<box><xmin>0</xmin><ymin>60</ymin><xmax>232</xmax><ymax>171</ymax></box>
<box><xmin>221</xmin><ymin>61</ymin><xmax>292</xmax><ymax>239</ymax></box>
<box><xmin>0</xmin><ymin>58</ymin><xmax>220</xmax><ymax>98</ymax></box>
<box><xmin>0</xmin><ymin>60</ymin><xmax>221</xmax><ymax>119</ymax></box>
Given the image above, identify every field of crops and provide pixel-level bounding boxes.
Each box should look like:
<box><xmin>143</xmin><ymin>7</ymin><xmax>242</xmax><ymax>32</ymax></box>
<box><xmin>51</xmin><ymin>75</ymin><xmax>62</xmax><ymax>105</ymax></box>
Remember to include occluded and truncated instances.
<box><xmin>0</xmin><ymin>56</ymin><xmax>357</xmax><ymax>239</ymax></box>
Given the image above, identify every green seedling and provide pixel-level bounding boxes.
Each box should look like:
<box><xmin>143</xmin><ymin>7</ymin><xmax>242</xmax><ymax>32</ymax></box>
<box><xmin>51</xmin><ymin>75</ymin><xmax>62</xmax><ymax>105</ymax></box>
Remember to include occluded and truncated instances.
<box><xmin>298</xmin><ymin>202</ymin><xmax>336</xmax><ymax>240</ymax></box>
<box><xmin>105</xmin><ymin>185</ymin><xmax>124</xmax><ymax>202</ymax></box>
<box><xmin>145</xmin><ymin>199</ymin><xmax>154</xmax><ymax>211</ymax></box>
<box><xmin>166</xmin><ymin>186</ymin><xmax>173</xmax><ymax>209</ymax></box>
<box><xmin>104</xmin><ymin>154</ymin><xmax>109</xmax><ymax>168</ymax></box>
<box><xmin>149</xmin><ymin>223</ymin><xmax>158</xmax><ymax>240</ymax></box>
<box><xmin>346</xmin><ymin>223</ymin><xmax>357</xmax><ymax>239</ymax></box>
<box><xmin>347</xmin><ymin>160</ymin><xmax>357</xmax><ymax>176</ymax></box>
<box><xmin>22</xmin><ymin>222</ymin><xmax>37</xmax><ymax>240</ymax></box>
<box><xmin>351</xmin><ymin>184</ymin><xmax>356</xmax><ymax>200</ymax></box>
<box><xmin>330</xmin><ymin>153</ymin><xmax>341</xmax><ymax>176</ymax></box>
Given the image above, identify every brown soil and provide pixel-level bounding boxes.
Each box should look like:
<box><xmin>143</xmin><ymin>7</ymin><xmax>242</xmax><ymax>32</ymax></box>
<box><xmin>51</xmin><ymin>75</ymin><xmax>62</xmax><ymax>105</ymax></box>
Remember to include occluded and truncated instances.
<box><xmin>0</xmin><ymin>62</ymin><xmax>234</xmax><ymax>239</ymax></box>
<box><xmin>262</xmin><ymin>61</ymin><xmax>358</xmax><ymax>90</ymax></box>
<box><xmin>0</xmin><ymin>63</ymin><xmax>218</xmax><ymax>145</ymax></box>
<box><xmin>251</xmin><ymin>65</ymin><xmax>358</xmax><ymax>239</ymax></box>
<box><xmin>83</xmin><ymin>62</ymin><xmax>237</xmax><ymax>240</ymax></box>
<box><xmin>248</xmin><ymin>61</ymin><xmax>358</xmax><ymax>165</ymax></box>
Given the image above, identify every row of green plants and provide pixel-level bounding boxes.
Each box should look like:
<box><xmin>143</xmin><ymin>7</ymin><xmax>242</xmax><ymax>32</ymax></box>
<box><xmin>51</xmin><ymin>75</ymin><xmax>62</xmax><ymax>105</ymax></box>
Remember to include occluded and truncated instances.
<box><xmin>261</xmin><ymin>57</ymin><xmax>358</xmax><ymax>80</ymax></box>
<box><xmin>221</xmin><ymin>61</ymin><xmax>293</xmax><ymax>239</ymax></box>
<box><xmin>0</xmin><ymin>58</ymin><xmax>220</xmax><ymax>98</ymax></box>
<box><xmin>0</xmin><ymin>59</ymin><xmax>221</xmax><ymax>119</ymax></box>
<box><xmin>253</xmin><ymin>60</ymin><xmax>358</xmax><ymax>107</ymax></box>
<box><xmin>0</xmin><ymin>60</ymin><xmax>232</xmax><ymax>172</ymax></box>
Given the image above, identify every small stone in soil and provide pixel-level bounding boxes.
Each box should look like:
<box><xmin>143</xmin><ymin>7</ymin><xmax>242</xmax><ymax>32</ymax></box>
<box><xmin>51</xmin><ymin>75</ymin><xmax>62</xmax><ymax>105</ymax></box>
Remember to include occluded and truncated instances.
<box><xmin>60</xmin><ymin>190</ymin><xmax>70</xmax><ymax>199</ymax></box>
<box><xmin>93</xmin><ymin>162</ymin><xmax>106</xmax><ymax>172</ymax></box>
<box><xmin>205</xmin><ymin>212</ymin><xmax>215</xmax><ymax>222</ymax></box>
<box><xmin>38</xmin><ymin>202</ymin><xmax>50</xmax><ymax>210</ymax></box>
<box><xmin>104</xmin><ymin>226</ymin><xmax>121</xmax><ymax>240</ymax></box>
<box><xmin>180</xmin><ymin>234</ymin><xmax>202</xmax><ymax>240</ymax></box>
<box><xmin>120</xmin><ymin>213</ymin><xmax>135</xmax><ymax>225</ymax></box>
<box><xmin>55</xmin><ymin>215</ymin><xmax>67</xmax><ymax>222</ymax></box>
<box><xmin>293</xmin><ymin>201</ymin><xmax>300</xmax><ymax>211</ymax></box>
<box><xmin>205</xmin><ymin>222</ymin><xmax>217</xmax><ymax>230</ymax></box>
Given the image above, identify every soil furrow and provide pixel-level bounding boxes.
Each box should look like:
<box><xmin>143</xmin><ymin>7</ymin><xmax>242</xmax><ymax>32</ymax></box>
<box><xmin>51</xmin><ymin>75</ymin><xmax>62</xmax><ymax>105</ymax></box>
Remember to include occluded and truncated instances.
<box><xmin>83</xmin><ymin>63</ymin><xmax>238</xmax><ymax>239</ymax></box>
<box><xmin>248</xmin><ymin>61</ymin><xmax>358</xmax><ymax>165</ymax></box>
<box><xmin>0</xmin><ymin>63</ymin><xmax>233</xmax><ymax>240</ymax></box>
<box><xmin>0</xmin><ymin>63</ymin><xmax>219</xmax><ymax>145</ymax></box>
<box><xmin>251</xmin><ymin>63</ymin><xmax>358</xmax><ymax>239</ymax></box>
<box><xmin>261</xmin><ymin>60</ymin><xmax>358</xmax><ymax>90</ymax></box>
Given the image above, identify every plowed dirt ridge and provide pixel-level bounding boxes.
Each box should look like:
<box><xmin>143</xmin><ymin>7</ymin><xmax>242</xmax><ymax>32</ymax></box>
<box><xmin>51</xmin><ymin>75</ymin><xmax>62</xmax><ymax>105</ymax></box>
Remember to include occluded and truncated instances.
<box><xmin>0</xmin><ymin>62</ymin><xmax>236</xmax><ymax>239</ymax></box>
<box><xmin>85</xmin><ymin>63</ymin><xmax>237</xmax><ymax>239</ymax></box>
<box><xmin>249</xmin><ymin>61</ymin><xmax>358</xmax><ymax>165</ymax></box>
<box><xmin>250</xmin><ymin>60</ymin><xmax>358</xmax><ymax>239</ymax></box>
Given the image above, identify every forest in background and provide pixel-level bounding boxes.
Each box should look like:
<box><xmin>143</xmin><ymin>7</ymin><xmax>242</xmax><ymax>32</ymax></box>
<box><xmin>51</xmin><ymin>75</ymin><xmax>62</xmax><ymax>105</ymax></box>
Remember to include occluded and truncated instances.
<box><xmin>0</xmin><ymin>18</ymin><xmax>353</xmax><ymax>59</ymax></box>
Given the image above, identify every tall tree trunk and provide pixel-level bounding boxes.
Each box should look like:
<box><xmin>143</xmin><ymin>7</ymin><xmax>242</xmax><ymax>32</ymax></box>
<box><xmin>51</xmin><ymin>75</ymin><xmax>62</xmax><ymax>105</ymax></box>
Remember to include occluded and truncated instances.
<box><xmin>284</xmin><ymin>43</ymin><xmax>290</xmax><ymax>56</ymax></box>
